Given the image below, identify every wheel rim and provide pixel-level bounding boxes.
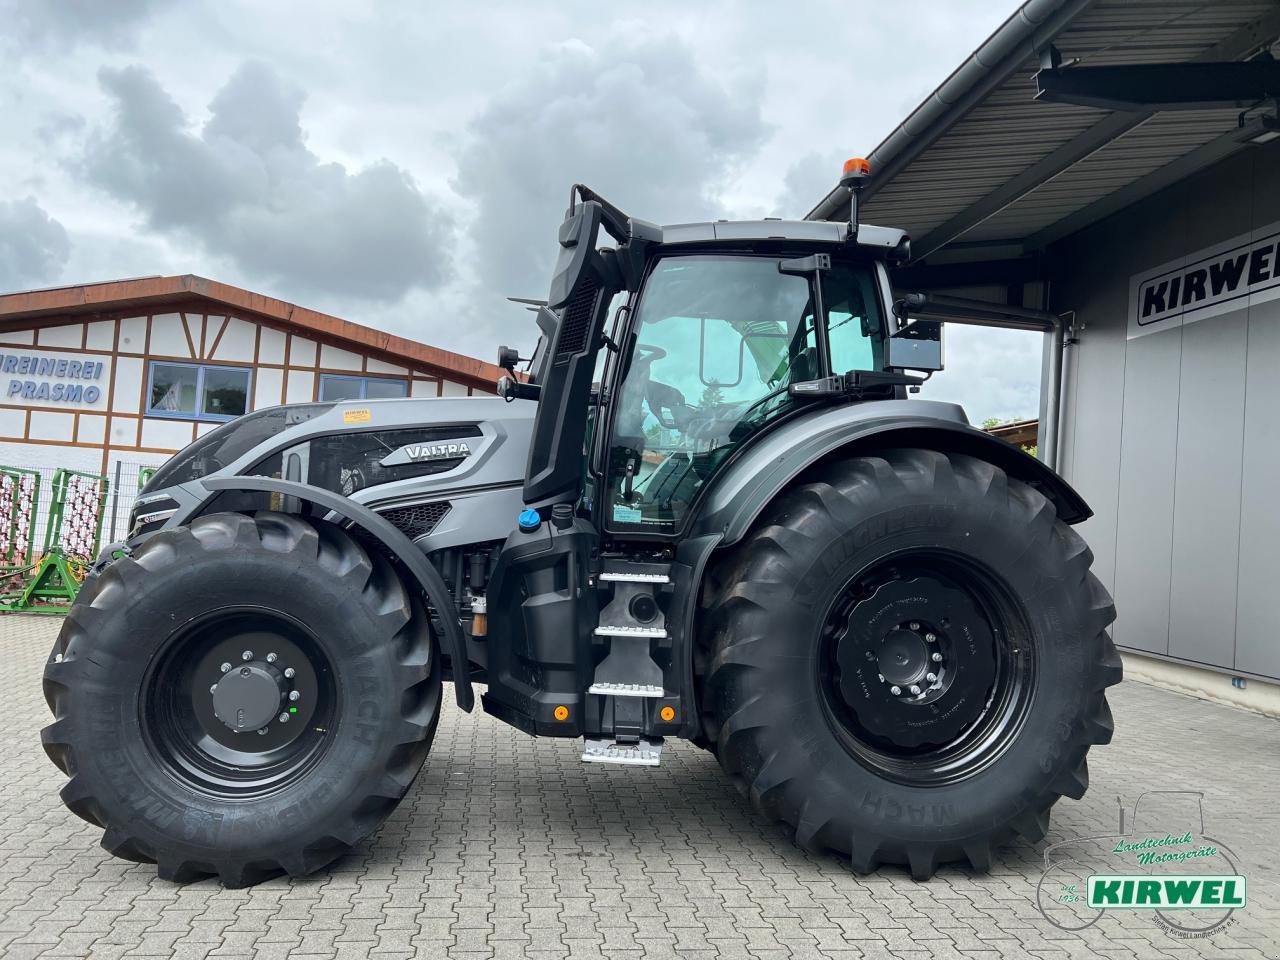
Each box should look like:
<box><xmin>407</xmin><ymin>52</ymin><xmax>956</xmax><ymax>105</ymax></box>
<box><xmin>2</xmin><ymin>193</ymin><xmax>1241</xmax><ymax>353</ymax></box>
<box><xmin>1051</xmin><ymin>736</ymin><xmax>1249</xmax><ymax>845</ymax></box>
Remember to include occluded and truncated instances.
<box><xmin>142</xmin><ymin>606</ymin><xmax>337</xmax><ymax>799</ymax></box>
<box><xmin>817</xmin><ymin>551</ymin><xmax>1036</xmax><ymax>786</ymax></box>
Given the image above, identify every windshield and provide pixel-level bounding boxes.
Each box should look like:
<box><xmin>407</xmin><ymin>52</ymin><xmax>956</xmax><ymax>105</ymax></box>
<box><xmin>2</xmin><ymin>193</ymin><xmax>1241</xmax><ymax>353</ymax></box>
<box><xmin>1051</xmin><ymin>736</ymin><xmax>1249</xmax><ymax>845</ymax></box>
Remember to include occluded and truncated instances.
<box><xmin>604</xmin><ymin>254</ymin><xmax>883</xmax><ymax>533</ymax></box>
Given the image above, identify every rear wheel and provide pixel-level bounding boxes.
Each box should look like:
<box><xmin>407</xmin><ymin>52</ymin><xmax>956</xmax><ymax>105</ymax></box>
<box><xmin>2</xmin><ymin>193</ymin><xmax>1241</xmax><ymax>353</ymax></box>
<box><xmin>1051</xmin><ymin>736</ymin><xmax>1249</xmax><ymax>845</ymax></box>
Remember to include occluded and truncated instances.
<box><xmin>42</xmin><ymin>512</ymin><xmax>441</xmax><ymax>887</ymax></box>
<box><xmin>702</xmin><ymin>449</ymin><xmax>1119</xmax><ymax>879</ymax></box>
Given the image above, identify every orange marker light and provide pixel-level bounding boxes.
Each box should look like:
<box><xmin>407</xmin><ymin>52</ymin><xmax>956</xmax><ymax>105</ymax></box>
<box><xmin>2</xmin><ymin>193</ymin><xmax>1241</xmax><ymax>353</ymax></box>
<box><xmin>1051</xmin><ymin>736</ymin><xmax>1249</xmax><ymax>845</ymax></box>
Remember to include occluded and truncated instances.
<box><xmin>659</xmin><ymin>706</ymin><xmax>676</xmax><ymax>722</ymax></box>
<box><xmin>553</xmin><ymin>705</ymin><xmax>569</xmax><ymax>721</ymax></box>
<box><xmin>842</xmin><ymin>157</ymin><xmax>871</xmax><ymax>177</ymax></box>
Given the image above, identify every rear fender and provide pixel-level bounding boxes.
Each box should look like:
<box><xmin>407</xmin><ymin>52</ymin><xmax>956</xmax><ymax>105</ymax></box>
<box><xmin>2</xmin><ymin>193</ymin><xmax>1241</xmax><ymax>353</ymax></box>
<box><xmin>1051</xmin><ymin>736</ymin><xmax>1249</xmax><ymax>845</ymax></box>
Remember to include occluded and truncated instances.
<box><xmin>196</xmin><ymin>476</ymin><xmax>474</xmax><ymax>711</ymax></box>
<box><xmin>673</xmin><ymin>401</ymin><xmax>1092</xmax><ymax>739</ymax></box>
<box><xmin>691</xmin><ymin>400</ymin><xmax>1091</xmax><ymax>546</ymax></box>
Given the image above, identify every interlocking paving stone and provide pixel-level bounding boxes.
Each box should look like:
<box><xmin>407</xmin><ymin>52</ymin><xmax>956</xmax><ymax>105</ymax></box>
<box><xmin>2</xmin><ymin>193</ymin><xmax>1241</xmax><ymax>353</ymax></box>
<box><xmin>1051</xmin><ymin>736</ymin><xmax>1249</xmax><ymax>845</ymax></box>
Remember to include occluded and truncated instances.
<box><xmin>3</xmin><ymin>614</ymin><xmax>1278</xmax><ymax>959</ymax></box>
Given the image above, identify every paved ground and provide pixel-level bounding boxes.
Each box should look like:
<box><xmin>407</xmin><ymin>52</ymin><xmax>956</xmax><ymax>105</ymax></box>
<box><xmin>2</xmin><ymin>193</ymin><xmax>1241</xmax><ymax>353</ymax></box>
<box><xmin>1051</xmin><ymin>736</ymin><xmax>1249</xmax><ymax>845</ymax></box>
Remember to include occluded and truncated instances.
<box><xmin>2</xmin><ymin>615</ymin><xmax>1278</xmax><ymax>960</ymax></box>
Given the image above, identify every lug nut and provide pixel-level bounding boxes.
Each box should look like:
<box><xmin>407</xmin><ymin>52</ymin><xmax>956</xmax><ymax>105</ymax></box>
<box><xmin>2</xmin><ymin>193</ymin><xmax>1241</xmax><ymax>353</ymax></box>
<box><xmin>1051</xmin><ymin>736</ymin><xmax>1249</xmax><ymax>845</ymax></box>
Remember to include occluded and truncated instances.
<box><xmin>926</xmin><ymin>672</ymin><xmax>937</xmax><ymax>682</ymax></box>
<box><xmin>890</xmin><ymin>685</ymin><xmax>901</xmax><ymax>695</ymax></box>
<box><xmin>878</xmin><ymin>673</ymin><xmax>885</xmax><ymax>682</ymax></box>
<box><xmin>266</xmin><ymin>652</ymin><xmax>278</xmax><ymax>663</ymax></box>
<box><xmin>278</xmin><ymin>713</ymin><xmax>289</xmax><ymax>723</ymax></box>
<box><xmin>909</xmin><ymin>684</ymin><xmax>921</xmax><ymax>695</ymax></box>
<box><xmin>241</xmin><ymin>650</ymin><xmax>253</xmax><ymax>661</ymax></box>
<box><xmin>925</xmin><ymin>633</ymin><xmax>937</xmax><ymax>643</ymax></box>
<box><xmin>909</xmin><ymin>622</ymin><xmax>920</xmax><ymax>631</ymax></box>
<box><xmin>284</xmin><ymin>668</ymin><xmax>296</xmax><ymax>679</ymax></box>
<box><xmin>257</xmin><ymin>728</ymin><xmax>268</xmax><ymax>736</ymax></box>
<box><xmin>209</xmin><ymin>683</ymin><xmax>217</xmax><ymax>694</ymax></box>
<box><xmin>220</xmin><ymin>662</ymin><xmax>231</xmax><ymax>673</ymax></box>
<box><xmin>289</xmin><ymin>691</ymin><xmax>300</xmax><ymax>701</ymax></box>
<box><xmin>931</xmin><ymin>652</ymin><xmax>942</xmax><ymax>662</ymax></box>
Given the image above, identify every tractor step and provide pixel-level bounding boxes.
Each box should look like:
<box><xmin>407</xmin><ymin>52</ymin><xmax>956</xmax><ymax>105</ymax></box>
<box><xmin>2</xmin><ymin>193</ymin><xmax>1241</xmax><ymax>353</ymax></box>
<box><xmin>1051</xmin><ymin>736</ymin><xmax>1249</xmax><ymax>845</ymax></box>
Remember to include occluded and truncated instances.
<box><xmin>594</xmin><ymin>624</ymin><xmax>667</xmax><ymax>639</ymax></box>
<box><xmin>582</xmin><ymin>737</ymin><xmax>663</xmax><ymax>766</ymax></box>
<box><xmin>587</xmin><ymin>681</ymin><xmax>664</xmax><ymax>698</ymax></box>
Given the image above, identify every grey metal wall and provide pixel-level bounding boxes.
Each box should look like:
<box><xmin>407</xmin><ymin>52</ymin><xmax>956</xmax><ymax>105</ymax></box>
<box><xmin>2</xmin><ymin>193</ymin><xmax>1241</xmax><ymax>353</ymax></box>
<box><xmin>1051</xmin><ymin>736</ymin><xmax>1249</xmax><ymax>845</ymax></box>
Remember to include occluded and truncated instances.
<box><xmin>1052</xmin><ymin>141</ymin><xmax>1280</xmax><ymax>681</ymax></box>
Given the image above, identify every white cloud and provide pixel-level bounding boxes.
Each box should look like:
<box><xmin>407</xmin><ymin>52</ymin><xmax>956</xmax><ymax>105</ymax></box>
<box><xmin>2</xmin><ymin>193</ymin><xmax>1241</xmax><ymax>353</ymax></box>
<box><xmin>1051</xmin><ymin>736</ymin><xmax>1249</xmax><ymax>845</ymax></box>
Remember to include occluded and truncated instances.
<box><xmin>917</xmin><ymin>324</ymin><xmax>1044</xmax><ymax>424</ymax></box>
<box><xmin>80</xmin><ymin>61</ymin><xmax>454</xmax><ymax>303</ymax></box>
<box><xmin>0</xmin><ymin>0</ymin><xmax>1044</xmax><ymax>423</ymax></box>
<box><xmin>451</xmin><ymin>29</ymin><xmax>769</xmax><ymax>353</ymax></box>
<box><xmin>0</xmin><ymin>198</ymin><xmax>71</xmax><ymax>292</ymax></box>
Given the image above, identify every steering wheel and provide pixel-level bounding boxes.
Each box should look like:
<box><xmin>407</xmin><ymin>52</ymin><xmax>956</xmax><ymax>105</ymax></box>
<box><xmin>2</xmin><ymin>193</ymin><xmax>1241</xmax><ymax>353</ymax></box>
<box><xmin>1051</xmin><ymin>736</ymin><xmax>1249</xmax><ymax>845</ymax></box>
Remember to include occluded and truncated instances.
<box><xmin>646</xmin><ymin>381</ymin><xmax>694</xmax><ymax>430</ymax></box>
<box><xmin>635</xmin><ymin>343</ymin><xmax>667</xmax><ymax>362</ymax></box>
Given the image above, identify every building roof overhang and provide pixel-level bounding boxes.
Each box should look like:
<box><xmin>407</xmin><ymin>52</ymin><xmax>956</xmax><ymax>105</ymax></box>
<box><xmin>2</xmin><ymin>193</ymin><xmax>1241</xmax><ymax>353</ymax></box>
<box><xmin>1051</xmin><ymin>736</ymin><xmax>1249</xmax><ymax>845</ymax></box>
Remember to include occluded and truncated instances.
<box><xmin>0</xmin><ymin>274</ymin><xmax>507</xmax><ymax>389</ymax></box>
<box><xmin>806</xmin><ymin>0</ymin><xmax>1280</xmax><ymax>281</ymax></box>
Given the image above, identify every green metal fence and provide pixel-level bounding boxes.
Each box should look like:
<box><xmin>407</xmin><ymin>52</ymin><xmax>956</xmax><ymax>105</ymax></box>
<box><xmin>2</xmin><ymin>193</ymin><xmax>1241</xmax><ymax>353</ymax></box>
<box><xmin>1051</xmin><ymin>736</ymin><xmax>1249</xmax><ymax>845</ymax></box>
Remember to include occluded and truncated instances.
<box><xmin>0</xmin><ymin>465</ymin><xmax>114</xmax><ymax>614</ymax></box>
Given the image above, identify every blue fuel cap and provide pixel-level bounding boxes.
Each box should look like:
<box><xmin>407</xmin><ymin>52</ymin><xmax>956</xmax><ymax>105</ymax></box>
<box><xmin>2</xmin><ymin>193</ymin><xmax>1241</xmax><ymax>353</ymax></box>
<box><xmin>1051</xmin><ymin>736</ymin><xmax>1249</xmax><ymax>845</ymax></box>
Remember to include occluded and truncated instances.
<box><xmin>518</xmin><ymin>508</ymin><xmax>542</xmax><ymax>533</ymax></box>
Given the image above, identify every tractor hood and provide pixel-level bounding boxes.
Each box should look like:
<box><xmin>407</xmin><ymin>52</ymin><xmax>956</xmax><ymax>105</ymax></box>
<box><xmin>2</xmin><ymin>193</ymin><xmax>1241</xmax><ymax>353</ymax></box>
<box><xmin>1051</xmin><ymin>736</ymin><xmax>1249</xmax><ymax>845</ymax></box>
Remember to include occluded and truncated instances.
<box><xmin>131</xmin><ymin>397</ymin><xmax>537</xmax><ymax>550</ymax></box>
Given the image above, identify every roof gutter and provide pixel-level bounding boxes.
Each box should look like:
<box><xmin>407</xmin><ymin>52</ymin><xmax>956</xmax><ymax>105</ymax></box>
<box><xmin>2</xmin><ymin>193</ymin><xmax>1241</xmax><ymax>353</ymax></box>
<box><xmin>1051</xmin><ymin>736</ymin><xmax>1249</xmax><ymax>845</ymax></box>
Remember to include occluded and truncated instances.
<box><xmin>805</xmin><ymin>0</ymin><xmax>1095</xmax><ymax>222</ymax></box>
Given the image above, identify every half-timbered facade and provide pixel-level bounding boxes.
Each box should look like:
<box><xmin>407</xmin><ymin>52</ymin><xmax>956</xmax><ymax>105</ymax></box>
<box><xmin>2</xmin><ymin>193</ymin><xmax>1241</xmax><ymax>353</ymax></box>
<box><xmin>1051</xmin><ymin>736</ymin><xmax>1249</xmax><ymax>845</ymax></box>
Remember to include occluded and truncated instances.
<box><xmin>0</xmin><ymin>275</ymin><xmax>504</xmax><ymax>481</ymax></box>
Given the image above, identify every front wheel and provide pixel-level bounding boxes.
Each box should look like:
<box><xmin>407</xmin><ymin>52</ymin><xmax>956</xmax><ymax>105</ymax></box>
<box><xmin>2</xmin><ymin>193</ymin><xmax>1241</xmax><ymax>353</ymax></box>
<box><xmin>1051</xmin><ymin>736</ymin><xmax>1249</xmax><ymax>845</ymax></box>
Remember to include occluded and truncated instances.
<box><xmin>701</xmin><ymin>449</ymin><xmax>1120</xmax><ymax>879</ymax></box>
<box><xmin>42</xmin><ymin>512</ymin><xmax>441</xmax><ymax>886</ymax></box>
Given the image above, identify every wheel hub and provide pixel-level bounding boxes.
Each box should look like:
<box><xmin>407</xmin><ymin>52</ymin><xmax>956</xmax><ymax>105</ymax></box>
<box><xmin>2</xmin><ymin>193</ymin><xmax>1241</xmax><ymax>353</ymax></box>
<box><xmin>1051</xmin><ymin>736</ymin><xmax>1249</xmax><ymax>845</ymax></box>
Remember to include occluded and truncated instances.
<box><xmin>143</xmin><ymin>611</ymin><xmax>332</xmax><ymax>799</ymax></box>
<box><xmin>829</xmin><ymin>574</ymin><xmax>1000</xmax><ymax>752</ymax></box>
<box><xmin>877</xmin><ymin>627</ymin><xmax>931</xmax><ymax>687</ymax></box>
<box><xmin>211</xmin><ymin>661</ymin><xmax>287</xmax><ymax>733</ymax></box>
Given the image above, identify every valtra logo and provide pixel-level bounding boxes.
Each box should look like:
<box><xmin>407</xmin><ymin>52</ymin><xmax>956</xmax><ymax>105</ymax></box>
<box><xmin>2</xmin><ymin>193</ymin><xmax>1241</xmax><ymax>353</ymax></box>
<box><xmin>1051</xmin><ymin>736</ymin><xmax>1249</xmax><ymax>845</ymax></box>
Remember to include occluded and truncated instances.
<box><xmin>403</xmin><ymin>441</ymin><xmax>472</xmax><ymax>462</ymax></box>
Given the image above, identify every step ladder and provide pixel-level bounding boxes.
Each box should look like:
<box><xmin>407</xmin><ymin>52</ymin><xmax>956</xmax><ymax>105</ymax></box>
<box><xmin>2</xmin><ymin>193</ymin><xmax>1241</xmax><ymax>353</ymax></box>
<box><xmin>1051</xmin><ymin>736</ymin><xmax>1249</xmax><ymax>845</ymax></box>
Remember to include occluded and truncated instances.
<box><xmin>582</xmin><ymin>561</ymin><xmax>671</xmax><ymax>765</ymax></box>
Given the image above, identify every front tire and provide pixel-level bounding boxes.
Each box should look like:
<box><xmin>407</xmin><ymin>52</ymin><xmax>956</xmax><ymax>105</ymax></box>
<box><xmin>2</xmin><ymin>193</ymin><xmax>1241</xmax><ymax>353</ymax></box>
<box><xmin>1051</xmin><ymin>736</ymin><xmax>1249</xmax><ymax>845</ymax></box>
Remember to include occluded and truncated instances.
<box><xmin>42</xmin><ymin>512</ymin><xmax>441</xmax><ymax>887</ymax></box>
<box><xmin>702</xmin><ymin>449</ymin><xmax>1119</xmax><ymax>879</ymax></box>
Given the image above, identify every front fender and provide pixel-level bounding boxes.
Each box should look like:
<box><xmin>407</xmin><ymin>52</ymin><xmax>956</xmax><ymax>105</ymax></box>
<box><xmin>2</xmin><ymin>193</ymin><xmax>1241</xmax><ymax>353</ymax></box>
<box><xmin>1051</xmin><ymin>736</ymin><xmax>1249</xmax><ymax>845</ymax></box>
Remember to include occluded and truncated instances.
<box><xmin>198</xmin><ymin>476</ymin><xmax>474</xmax><ymax>712</ymax></box>
<box><xmin>692</xmin><ymin>399</ymin><xmax>1090</xmax><ymax>546</ymax></box>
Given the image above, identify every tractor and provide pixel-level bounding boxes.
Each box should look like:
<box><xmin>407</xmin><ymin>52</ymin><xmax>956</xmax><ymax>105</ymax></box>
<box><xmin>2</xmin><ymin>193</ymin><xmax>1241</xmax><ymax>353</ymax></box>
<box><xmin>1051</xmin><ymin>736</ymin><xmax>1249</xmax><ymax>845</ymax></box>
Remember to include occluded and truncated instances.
<box><xmin>42</xmin><ymin>161</ymin><xmax>1119</xmax><ymax>886</ymax></box>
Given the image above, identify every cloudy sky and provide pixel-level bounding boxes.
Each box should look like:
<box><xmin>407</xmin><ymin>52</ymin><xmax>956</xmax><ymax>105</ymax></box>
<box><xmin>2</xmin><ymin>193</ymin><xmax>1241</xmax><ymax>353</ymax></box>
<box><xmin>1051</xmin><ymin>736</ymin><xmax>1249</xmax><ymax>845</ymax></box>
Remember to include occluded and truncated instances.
<box><xmin>0</xmin><ymin>0</ymin><xmax>1043</xmax><ymax>423</ymax></box>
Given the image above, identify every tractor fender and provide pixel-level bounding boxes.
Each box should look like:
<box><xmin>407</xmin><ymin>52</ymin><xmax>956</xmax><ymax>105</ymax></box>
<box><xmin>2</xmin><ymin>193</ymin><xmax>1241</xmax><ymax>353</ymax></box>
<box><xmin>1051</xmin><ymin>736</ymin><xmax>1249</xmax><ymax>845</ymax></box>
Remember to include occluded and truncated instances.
<box><xmin>198</xmin><ymin>475</ymin><xmax>474</xmax><ymax>712</ymax></box>
<box><xmin>691</xmin><ymin>399</ymin><xmax>1091</xmax><ymax>547</ymax></box>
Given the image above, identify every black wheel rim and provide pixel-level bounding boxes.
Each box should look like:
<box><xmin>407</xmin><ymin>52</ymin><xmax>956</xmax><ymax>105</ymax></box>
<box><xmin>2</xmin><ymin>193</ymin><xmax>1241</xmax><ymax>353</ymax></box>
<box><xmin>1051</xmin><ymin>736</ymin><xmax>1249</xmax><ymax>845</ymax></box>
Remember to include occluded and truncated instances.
<box><xmin>817</xmin><ymin>551</ymin><xmax>1036</xmax><ymax>786</ymax></box>
<box><xmin>142</xmin><ymin>606</ymin><xmax>337</xmax><ymax>799</ymax></box>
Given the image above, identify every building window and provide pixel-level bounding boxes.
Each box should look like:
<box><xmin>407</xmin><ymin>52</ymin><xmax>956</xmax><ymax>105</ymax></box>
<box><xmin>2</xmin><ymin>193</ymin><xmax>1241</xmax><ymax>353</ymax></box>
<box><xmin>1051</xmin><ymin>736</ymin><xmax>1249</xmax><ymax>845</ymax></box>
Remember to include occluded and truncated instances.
<box><xmin>148</xmin><ymin>362</ymin><xmax>251</xmax><ymax>421</ymax></box>
<box><xmin>318</xmin><ymin>374</ymin><xmax>409</xmax><ymax>401</ymax></box>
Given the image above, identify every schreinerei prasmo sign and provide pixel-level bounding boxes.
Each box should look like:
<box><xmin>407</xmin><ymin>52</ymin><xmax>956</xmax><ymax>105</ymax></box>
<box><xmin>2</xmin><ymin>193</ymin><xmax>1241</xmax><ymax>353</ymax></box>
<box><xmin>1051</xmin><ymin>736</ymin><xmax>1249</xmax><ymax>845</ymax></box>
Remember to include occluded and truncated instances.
<box><xmin>0</xmin><ymin>349</ymin><xmax>110</xmax><ymax>410</ymax></box>
<box><xmin>1128</xmin><ymin>222</ymin><xmax>1280</xmax><ymax>339</ymax></box>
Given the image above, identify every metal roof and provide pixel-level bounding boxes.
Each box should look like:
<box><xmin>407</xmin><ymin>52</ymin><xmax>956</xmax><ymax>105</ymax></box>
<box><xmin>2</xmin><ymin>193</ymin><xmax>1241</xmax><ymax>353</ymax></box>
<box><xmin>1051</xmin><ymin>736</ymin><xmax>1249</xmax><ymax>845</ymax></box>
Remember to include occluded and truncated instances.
<box><xmin>807</xmin><ymin>0</ymin><xmax>1280</xmax><ymax>263</ymax></box>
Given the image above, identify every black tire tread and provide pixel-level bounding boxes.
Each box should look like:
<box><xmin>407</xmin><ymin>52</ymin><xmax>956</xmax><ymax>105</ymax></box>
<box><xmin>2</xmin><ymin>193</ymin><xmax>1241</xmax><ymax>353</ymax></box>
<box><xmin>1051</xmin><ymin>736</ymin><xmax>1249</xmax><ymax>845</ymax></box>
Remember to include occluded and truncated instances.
<box><xmin>42</xmin><ymin>511</ymin><xmax>441</xmax><ymax>887</ymax></box>
<box><xmin>701</xmin><ymin>449</ymin><xmax>1120</xmax><ymax>878</ymax></box>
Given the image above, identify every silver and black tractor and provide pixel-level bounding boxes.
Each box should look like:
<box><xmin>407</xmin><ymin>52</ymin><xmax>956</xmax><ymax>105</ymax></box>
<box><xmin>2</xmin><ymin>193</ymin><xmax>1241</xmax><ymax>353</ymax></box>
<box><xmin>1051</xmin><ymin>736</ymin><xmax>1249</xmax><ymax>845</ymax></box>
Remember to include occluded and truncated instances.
<box><xmin>42</xmin><ymin>164</ymin><xmax>1119</xmax><ymax>886</ymax></box>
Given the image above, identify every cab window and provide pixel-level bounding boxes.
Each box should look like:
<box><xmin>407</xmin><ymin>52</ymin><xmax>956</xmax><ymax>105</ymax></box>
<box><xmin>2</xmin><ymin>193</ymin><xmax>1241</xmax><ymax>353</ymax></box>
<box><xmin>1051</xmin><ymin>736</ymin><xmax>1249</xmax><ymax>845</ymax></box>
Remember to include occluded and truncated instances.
<box><xmin>604</xmin><ymin>254</ymin><xmax>883</xmax><ymax>533</ymax></box>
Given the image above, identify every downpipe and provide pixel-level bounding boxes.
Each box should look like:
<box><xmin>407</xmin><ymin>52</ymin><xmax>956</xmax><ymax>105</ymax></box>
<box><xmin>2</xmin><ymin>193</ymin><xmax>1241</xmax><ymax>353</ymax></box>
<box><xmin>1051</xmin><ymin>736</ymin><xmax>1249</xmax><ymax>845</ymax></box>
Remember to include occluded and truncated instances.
<box><xmin>1040</xmin><ymin>311</ymin><xmax>1077</xmax><ymax>473</ymax></box>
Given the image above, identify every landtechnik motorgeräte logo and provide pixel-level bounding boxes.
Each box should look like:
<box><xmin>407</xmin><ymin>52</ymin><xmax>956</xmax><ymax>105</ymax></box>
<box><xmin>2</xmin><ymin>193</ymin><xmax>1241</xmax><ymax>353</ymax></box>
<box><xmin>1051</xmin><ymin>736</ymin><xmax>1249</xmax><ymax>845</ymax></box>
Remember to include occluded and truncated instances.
<box><xmin>1036</xmin><ymin>792</ymin><xmax>1245</xmax><ymax>940</ymax></box>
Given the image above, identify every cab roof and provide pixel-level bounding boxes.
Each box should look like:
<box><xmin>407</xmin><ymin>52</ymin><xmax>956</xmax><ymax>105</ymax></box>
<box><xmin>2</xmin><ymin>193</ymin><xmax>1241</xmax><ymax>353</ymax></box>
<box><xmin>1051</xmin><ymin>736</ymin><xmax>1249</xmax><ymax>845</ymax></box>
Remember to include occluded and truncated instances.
<box><xmin>656</xmin><ymin>219</ymin><xmax>909</xmax><ymax>257</ymax></box>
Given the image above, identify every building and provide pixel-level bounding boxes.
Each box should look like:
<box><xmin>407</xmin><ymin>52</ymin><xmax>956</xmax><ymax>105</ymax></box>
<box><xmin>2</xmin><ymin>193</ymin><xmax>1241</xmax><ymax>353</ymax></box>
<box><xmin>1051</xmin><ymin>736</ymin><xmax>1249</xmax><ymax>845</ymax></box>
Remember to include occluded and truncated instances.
<box><xmin>809</xmin><ymin>0</ymin><xmax>1280</xmax><ymax>705</ymax></box>
<box><xmin>0</xmin><ymin>274</ymin><xmax>506</xmax><ymax>539</ymax></box>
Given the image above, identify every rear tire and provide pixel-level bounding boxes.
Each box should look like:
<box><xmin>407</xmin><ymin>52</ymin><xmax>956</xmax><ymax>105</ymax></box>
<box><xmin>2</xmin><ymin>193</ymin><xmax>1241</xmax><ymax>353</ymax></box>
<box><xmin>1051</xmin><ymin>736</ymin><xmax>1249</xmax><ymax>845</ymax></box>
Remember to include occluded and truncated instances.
<box><xmin>702</xmin><ymin>449</ymin><xmax>1119</xmax><ymax>879</ymax></box>
<box><xmin>42</xmin><ymin>512</ymin><xmax>441</xmax><ymax>887</ymax></box>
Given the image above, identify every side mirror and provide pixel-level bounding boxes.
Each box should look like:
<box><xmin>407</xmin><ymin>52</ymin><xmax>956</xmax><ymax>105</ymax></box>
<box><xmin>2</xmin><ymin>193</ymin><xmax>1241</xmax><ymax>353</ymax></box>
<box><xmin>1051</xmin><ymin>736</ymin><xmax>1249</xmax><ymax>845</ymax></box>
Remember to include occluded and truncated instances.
<box><xmin>496</xmin><ymin>345</ymin><xmax>522</xmax><ymax>372</ymax></box>
<box><xmin>546</xmin><ymin>201</ymin><xmax>604</xmax><ymax>310</ymax></box>
<box><xmin>892</xmin><ymin>291</ymin><xmax>928</xmax><ymax>322</ymax></box>
<box><xmin>888</xmin><ymin>318</ymin><xmax>944</xmax><ymax>372</ymax></box>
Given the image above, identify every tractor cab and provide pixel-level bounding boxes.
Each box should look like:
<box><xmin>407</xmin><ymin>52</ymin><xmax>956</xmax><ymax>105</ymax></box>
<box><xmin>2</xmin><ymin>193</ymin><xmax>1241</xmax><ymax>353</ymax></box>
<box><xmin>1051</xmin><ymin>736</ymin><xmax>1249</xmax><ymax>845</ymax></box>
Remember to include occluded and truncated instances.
<box><xmin>497</xmin><ymin>171</ymin><xmax>939</xmax><ymax>542</ymax></box>
<box><xmin>477</xmin><ymin>171</ymin><xmax>956</xmax><ymax>760</ymax></box>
